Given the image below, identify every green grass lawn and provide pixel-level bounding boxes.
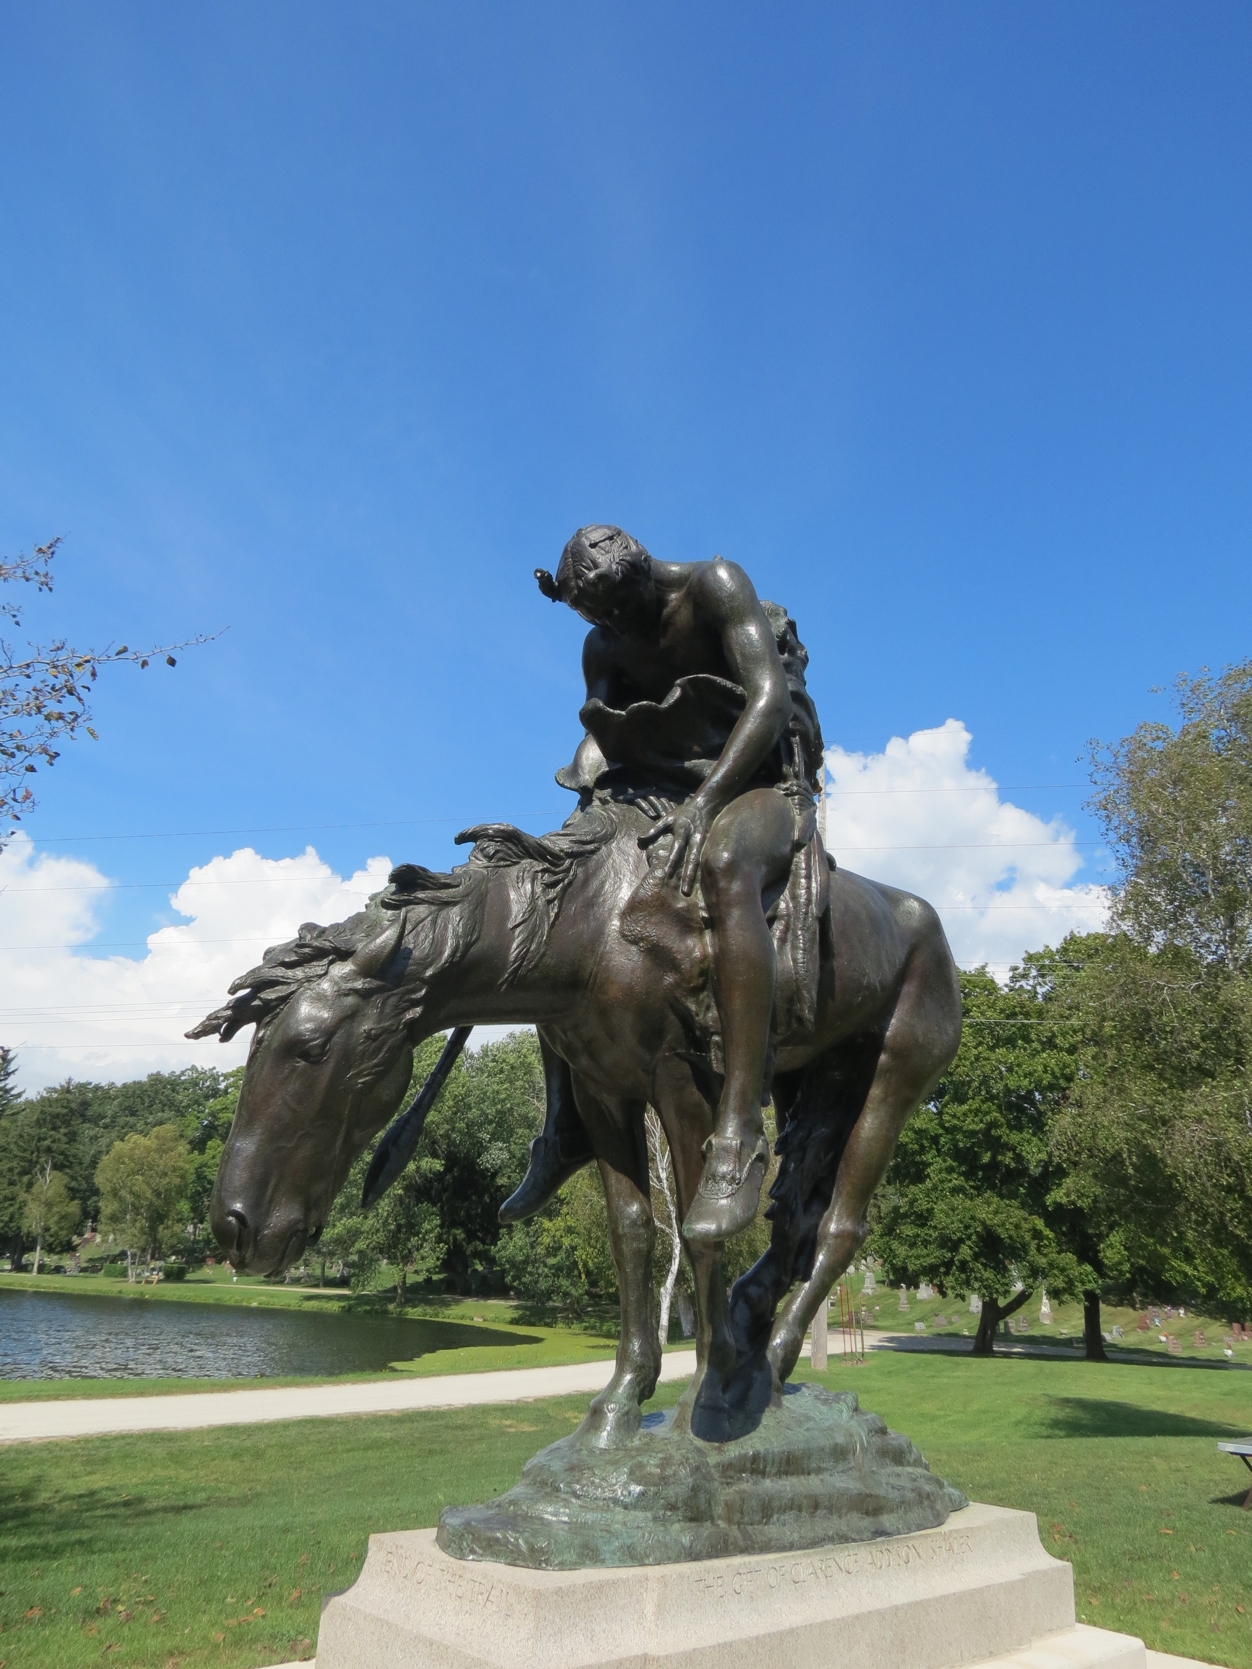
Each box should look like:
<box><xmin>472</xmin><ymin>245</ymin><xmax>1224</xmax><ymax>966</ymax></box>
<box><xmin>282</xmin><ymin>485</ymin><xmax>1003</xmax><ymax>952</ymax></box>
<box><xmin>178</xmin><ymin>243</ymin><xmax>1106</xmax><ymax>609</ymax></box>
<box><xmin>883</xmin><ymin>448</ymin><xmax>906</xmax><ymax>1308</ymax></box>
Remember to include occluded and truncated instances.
<box><xmin>2</xmin><ymin>1349</ymin><xmax>1250</xmax><ymax>1669</ymax></box>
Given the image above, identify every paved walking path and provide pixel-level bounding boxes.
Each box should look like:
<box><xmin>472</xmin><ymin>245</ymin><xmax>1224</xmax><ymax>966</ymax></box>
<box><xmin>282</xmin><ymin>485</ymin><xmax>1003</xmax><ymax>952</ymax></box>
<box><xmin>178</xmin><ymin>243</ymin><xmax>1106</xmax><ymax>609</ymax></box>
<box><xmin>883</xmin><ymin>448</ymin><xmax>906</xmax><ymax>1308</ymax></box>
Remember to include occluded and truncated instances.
<box><xmin>0</xmin><ymin>1351</ymin><xmax>699</xmax><ymax>1444</ymax></box>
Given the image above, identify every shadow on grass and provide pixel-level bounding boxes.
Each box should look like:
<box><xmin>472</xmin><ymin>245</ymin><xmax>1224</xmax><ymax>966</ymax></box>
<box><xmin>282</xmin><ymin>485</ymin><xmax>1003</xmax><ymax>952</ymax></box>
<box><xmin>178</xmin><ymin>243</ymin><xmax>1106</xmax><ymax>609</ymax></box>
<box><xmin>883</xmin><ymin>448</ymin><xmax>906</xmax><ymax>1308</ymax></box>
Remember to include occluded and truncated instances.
<box><xmin>1043</xmin><ymin>1397</ymin><xmax>1249</xmax><ymax>1439</ymax></box>
<box><xmin>0</xmin><ymin>1480</ymin><xmax>221</xmax><ymax>1563</ymax></box>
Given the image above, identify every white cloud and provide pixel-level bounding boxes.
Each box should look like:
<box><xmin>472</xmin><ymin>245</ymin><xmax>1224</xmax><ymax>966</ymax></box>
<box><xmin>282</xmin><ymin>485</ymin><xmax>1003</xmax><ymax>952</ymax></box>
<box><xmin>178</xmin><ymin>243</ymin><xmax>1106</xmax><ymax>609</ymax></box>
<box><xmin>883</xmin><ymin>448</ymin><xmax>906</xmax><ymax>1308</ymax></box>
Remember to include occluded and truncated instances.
<box><xmin>823</xmin><ymin>719</ymin><xmax>1108</xmax><ymax>971</ymax></box>
<box><xmin>1</xmin><ymin>833</ymin><xmax>392</xmax><ymax>1092</ymax></box>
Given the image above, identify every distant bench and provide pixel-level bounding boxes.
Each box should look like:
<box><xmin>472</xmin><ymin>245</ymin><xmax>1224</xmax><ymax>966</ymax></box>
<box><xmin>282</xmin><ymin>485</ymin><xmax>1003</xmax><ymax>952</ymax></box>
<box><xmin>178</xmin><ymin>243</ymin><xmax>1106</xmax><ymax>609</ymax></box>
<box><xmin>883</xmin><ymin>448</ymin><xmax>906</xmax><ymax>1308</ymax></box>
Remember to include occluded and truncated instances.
<box><xmin>1218</xmin><ymin>1439</ymin><xmax>1252</xmax><ymax>1509</ymax></box>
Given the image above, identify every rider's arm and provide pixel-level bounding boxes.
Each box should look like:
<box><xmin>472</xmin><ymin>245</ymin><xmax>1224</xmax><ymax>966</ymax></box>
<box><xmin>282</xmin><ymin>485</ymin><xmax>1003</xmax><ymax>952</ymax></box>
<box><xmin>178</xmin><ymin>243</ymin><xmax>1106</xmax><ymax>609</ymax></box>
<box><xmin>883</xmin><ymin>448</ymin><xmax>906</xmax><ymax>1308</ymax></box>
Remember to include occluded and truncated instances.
<box><xmin>688</xmin><ymin>561</ymin><xmax>792</xmax><ymax>819</ymax></box>
<box><xmin>560</xmin><ymin>629</ymin><xmax>618</xmax><ymax>790</ymax></box>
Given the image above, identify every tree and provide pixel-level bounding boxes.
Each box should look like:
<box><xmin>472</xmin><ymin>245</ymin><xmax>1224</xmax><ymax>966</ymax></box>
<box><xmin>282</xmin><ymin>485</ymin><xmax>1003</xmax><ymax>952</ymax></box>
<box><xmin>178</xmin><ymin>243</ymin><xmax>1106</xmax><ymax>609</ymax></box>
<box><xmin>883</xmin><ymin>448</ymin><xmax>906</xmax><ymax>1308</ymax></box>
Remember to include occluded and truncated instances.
<box><xmin>323</xmin><ymin>1144</ymin><xmax>447</xmax><ymax>1306</ymax></box>
<box><xmin>413</xmin><ymin>1031</ymin><xmax>547</xmax><ymax>1293</ymax></box>
<box><xmin>0</xmin><ymin>1066</ymin><xmax>234</xmax><ymax>1268</ymax></box>
<box><xmin>95</xmin><ymin>1125</ymin><xmax>192</xmax><ymax>1280</ymax></box>
<box><xmin>495</xmin><ymin>1166</ymin><xmax>618</xmax><ymax>1318</ymax></box>
<box><xmin>647</xmin><ymin>1112</ymin><xmax>683</xmax><ymax>1348</ymax></box>
<box><xmin>1057</xmin><ymin>664</ymin><xmax>1252</xmax><ymax>1324</ymax></box>
<box><xmin>1044</xmin><ymin>932</ymin><xmax>1252</xmax><ymax>1323</ymax></box>
<box><xmin>1090</xmin><ymin>660</ymin><xmax>1252</xmax><ymax>970</ymax></box>
<box><xmin>21</xmin><ymin>1160</ymin><xmax>80</xmax><ymax>1275</ymax></box>
<box><xmin>868</xmin><ymin>971</ymin><xmax>1089</xmax><ymax>1356</ymax></box>
<box><xmin>1</xmin><ymin>538</ymin><xmax>214</xmax><ymax>841</ymax></box>
<box><xmin>0</xmin><ymin>1047</ymin><xmax>19</xmax><ymax>1115</ymax></box>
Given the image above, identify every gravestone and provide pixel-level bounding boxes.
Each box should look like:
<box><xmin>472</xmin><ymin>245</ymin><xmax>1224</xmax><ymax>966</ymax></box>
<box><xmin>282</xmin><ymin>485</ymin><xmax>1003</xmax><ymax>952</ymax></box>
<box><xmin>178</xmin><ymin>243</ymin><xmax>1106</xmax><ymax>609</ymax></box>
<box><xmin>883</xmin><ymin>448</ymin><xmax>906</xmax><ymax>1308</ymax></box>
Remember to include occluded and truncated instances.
<box><xmin>1039</xmin><ymin>1293</ymin><xmax>1053</xmax><ymax>1325</ymax></box>
<box><xmin>861</xmin><ymin>1270</ymin><xmax>877</xmax><ymax>1296</ymax></box>
<box><xmin>898</xmin><ymin>1286</ymin><xmax>910</xmax><ymax>1312</ymax></box>
<box><xmin>968</xmin><ymin>1294</ymin><xmax>982</xmax><ymax>1314</ymax></box>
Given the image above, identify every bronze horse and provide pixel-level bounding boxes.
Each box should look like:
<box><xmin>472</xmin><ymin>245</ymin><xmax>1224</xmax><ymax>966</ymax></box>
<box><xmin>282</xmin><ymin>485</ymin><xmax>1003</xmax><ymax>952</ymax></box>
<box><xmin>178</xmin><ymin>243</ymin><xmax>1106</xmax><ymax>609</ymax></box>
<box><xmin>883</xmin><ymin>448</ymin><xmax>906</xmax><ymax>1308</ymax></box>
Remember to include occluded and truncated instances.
<box><xmin>191</xmin><ymin>797</ymin><xmax>961</xmax><ymax>1443</ymax></box>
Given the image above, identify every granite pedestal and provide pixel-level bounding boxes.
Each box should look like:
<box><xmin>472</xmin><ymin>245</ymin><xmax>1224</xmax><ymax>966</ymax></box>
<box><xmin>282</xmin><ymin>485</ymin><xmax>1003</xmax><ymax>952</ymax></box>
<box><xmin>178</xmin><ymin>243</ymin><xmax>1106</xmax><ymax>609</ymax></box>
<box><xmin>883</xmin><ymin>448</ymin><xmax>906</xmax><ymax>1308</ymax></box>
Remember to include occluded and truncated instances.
<box><xmin>316</xmin><ymin>1502</ymin><xmax>1148</xmax><ymax>1669</ymax></box>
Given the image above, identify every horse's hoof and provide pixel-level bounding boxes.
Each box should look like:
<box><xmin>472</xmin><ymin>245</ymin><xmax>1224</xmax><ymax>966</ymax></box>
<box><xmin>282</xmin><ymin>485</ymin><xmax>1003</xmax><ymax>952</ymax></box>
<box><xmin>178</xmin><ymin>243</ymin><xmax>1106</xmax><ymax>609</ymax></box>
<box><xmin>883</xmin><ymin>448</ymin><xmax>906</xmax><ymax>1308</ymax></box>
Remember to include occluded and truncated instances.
<box><xmin>573</xmin><ymin>1398</ymin><xmax>642</xmax><ymax>1450</ymax></box>
<box><xmin>682</xmin><ymin>1134</ymin><xmax>770</xmax><ymax>1243</ymax></box>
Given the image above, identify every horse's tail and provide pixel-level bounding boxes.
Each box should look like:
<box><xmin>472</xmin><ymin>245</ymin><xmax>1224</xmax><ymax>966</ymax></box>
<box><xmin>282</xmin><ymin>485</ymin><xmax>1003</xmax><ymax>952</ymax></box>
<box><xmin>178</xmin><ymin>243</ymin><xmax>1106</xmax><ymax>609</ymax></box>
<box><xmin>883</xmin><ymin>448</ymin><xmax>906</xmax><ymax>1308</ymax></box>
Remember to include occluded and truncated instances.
<box><xmin>766</xmin><ymin>1036</ymin><xmax>884</xmax><ymax>1287</ymax></box>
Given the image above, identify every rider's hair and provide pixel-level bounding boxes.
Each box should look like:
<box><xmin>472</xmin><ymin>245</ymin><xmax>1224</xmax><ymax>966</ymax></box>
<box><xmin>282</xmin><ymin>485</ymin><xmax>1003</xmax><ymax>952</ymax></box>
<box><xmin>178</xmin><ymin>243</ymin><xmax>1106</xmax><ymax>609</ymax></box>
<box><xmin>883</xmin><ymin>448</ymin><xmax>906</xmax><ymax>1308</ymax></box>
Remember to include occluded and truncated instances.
<box><xmin>553</xmin><ymin>525</ymin><xmax>651</xmax><ymax>607</ymax></box>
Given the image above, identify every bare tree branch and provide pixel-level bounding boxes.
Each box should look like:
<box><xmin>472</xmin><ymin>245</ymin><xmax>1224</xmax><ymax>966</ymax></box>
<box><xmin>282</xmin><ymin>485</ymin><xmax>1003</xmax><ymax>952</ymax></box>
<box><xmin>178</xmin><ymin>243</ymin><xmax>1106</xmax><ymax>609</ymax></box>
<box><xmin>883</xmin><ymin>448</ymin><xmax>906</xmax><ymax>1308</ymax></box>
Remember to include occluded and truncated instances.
<box><xmin>1</xmin><ymin>538</ymin><xmax>223</xmax><ymax>840</ymax></box>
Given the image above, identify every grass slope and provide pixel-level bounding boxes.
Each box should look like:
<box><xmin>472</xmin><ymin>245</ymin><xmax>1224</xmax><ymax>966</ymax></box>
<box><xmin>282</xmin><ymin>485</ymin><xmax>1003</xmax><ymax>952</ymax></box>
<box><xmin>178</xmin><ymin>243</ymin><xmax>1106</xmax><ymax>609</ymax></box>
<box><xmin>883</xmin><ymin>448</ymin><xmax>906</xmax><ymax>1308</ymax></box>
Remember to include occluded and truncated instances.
<box><xmin>2</xmin><ymin>1351</ymin><xmax>1249</xmax><ymax>1669</ymax></box>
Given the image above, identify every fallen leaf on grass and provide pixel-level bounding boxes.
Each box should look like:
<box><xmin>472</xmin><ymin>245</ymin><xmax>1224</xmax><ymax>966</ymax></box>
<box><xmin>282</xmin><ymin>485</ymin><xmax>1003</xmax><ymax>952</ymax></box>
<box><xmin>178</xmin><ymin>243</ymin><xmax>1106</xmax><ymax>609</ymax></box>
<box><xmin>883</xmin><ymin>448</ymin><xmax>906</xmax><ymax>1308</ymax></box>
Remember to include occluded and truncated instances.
<box><xmin>71</xmin><ymin>1586</ymin><xmax>82</xmax><ymax>1596</ymax></box>
<box><xmin>23</xmin><ymin>1608</ymin><xmax>40</xmax><ymax>1620</ymax></box>
<box><xmin>288</xmin><ymin>1590</ymin><xmax>302</xmax><ymax>1605</ymax></box>
<box><xmin>212</xmin><ymin>1632</ymin><xmax>224</xmax><ymax>1644</ymax></box>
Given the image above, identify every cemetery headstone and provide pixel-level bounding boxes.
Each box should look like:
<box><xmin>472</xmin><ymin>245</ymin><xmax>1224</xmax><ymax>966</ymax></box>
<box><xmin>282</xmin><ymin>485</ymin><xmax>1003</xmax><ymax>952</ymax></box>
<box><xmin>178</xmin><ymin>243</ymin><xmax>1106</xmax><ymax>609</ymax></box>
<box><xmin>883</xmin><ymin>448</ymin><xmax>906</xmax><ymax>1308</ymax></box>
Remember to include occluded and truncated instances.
<box><xmin>1039</xmin><ymin>1292</ymin><xmax>1053</xmax><ymax>1325</ymax></box>
<box><xmin>898</xmin><ymin>1285</ymin><xmax>910</xmax><ymax>1311</ymax></box>
<box><xmin>968</xmin><ymin>1293</ymin><xmax>982</xmax><ymax>1314</ymax></box>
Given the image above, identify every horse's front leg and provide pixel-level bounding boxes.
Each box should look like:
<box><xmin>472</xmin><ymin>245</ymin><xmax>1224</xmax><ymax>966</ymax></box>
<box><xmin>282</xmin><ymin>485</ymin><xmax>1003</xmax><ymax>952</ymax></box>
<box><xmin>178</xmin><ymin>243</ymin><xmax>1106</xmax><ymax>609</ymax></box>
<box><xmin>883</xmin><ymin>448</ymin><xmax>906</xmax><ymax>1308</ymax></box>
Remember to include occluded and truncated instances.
<box><xmin>652</xmin><ymin>1056</ymin><xmax>735</xmax><ymax>1442</ymax></box>
<box><xmin>571</xmin><ymin>1082</ymin><xmax>658</xmax><ymax>1449</ymax></box>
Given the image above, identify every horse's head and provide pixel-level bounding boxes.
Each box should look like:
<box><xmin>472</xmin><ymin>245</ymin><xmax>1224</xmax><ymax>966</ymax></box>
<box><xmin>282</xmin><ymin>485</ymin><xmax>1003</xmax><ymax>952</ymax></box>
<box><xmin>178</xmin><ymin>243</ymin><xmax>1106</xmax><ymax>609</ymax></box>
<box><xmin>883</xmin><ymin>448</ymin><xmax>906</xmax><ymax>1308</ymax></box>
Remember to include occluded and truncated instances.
<box><xmin>188</xmin><ymin>910</ymin><xmax>423</xmax><ymax>1276</ymax></box>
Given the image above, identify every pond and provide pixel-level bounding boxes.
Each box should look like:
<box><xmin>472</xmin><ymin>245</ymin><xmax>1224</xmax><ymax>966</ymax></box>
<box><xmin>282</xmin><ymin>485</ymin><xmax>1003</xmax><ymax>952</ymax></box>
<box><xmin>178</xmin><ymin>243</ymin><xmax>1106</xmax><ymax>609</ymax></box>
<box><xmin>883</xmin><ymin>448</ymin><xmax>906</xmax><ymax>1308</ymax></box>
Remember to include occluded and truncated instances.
<box><xmin>0</xmin><ymin>1287</ymin><xmax>538</xmax><ymax>1381</ymax></box>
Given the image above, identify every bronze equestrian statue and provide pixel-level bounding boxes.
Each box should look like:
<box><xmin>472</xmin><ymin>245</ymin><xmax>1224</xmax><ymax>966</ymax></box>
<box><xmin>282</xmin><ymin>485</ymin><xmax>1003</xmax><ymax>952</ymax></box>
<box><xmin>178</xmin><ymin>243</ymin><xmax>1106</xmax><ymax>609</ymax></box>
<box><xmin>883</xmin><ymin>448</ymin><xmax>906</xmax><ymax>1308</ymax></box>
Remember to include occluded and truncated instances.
<box><xmin>191</xmin><ymin>528</ymin><xmax>962</xmax><ymax>1453</ymax></box>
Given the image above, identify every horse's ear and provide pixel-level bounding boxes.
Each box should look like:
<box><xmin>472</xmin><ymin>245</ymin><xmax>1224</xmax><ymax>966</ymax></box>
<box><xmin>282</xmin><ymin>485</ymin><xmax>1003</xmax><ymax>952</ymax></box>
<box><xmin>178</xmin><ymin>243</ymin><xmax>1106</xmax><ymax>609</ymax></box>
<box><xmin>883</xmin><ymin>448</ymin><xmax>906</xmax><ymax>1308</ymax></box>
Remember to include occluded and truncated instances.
<box><xmin>348</xmin><ymin>914</ymin><xmax>406</xmax><ymax>981</ymax></box>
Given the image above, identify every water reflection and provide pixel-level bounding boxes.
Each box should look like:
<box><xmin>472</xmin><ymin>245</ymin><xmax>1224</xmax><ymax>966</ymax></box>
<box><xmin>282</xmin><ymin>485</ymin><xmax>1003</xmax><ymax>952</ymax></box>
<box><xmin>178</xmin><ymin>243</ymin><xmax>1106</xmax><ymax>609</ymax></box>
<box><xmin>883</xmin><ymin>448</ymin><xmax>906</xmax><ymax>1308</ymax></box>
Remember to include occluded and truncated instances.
<box><xmin>0</xmin><ymin>1288</ymin><xmax>540</xmax><ymax>1380</ymax></box>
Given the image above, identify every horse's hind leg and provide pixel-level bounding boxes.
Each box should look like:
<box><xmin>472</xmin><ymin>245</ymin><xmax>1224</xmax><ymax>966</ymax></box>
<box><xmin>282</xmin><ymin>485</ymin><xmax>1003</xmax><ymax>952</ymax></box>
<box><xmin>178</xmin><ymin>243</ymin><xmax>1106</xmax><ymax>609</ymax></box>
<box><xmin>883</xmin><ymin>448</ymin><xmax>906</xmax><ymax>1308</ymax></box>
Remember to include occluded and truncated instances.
<box><xmin>768</xmin><ymin>947</ymin><xmax>960</xmax><ymax>1384</ymax></box>
<box><xmin>570</xmin><ymin>1080</ymin><xmax>660</xmax><ymax>1449</ymax></box>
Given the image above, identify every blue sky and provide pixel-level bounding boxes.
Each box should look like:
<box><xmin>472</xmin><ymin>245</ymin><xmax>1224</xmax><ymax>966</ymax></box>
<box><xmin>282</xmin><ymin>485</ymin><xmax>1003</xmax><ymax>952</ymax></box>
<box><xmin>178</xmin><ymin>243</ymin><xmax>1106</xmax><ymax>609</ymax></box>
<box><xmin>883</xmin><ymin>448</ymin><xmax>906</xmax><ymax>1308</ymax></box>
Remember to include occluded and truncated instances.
<box><xmin>2</xmin><ymin>4</ymin><xmax>1250</xmax><ymax>1084</ymax></box>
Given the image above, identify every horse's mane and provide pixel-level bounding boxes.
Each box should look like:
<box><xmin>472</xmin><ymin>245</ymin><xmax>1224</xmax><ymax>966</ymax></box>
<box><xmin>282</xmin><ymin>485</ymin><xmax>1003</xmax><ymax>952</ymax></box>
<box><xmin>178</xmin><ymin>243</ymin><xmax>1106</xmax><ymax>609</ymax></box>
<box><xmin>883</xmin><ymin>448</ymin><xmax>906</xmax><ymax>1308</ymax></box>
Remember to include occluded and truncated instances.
<box><xmin>187</xmin><ymin>802</ymin><xmax>623</xmax><ymax>1044</ymax></box>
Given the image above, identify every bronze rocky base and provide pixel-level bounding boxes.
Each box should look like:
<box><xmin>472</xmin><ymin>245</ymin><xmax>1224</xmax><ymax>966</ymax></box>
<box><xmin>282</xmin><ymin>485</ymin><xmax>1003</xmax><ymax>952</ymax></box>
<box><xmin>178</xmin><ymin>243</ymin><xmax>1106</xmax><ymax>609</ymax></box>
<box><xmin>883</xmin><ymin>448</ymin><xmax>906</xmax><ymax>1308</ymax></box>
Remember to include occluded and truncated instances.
<box><xmin>437</xmin><ymin>1382</ymin><xmax>966</xmax><ymax>1571</ymax></box>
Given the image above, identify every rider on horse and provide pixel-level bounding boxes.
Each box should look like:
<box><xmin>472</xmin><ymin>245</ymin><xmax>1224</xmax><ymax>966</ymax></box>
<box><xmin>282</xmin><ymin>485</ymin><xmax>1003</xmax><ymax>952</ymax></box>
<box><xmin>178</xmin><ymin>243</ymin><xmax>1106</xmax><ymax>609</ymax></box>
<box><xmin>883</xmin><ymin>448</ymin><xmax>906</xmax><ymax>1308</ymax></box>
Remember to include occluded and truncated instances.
<box><xmin>501</xmin><ymin>525</ymin><xmax>825</xmax><ymax>1243</ymax></box>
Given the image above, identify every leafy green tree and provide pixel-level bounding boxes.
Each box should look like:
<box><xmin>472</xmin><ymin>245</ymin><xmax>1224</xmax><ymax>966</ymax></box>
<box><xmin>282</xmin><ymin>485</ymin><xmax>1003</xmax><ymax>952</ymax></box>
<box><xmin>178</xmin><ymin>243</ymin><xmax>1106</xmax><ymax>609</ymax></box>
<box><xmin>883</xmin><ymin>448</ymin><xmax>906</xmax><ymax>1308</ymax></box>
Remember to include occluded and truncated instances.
<box><xmin>868</xmin><ymin>971</ymin><xmax>1089</xmax><ymax>1355</ymax></box>
<box><xmin>1052</xmin><ymin>663</ymin><xmax>1252</xmax><ymax>1325</ymax></box>
<box><xmin>322</xmin><ymin>1143</ymin><xmax>447</xmax><ymax>1305</ymax></box>
<box><xmin>1045</xmin><ymin>933</ymin><xmax>1252</xmax><ymax>1323</ymax></box>
<box><xmin>1090</xmin><ymin>660</ymin><xmax>1252</xmax><ymax>969</ymax></box>
<box><xmin>0</xmin><ymin>1047</ymin><xmax>19</xmax><ymax>1114</ymax></box>
<box><xmin>95</xmin><ymin>1124</ymin><xmax>192</xmax><ymax>1280</ymax></box>
<box><xmin>414</xmin><ymin>1031</ymin><xmax>546</xmax><ymax>1293</ymax></box>
<box><xmin>496</xmin><ymin>1166</ymin><xmax>618</xmax><ymax>1318</ymax></box>
<box><xmin>0</xmin><ymin>1067</ymin><xmax>232</xmax><ymax>1267</ymax></box>
<box><xmin>21</xmin><ymin>1160</ymin><xmax>80</xmax><ymax>1275</ymax></box>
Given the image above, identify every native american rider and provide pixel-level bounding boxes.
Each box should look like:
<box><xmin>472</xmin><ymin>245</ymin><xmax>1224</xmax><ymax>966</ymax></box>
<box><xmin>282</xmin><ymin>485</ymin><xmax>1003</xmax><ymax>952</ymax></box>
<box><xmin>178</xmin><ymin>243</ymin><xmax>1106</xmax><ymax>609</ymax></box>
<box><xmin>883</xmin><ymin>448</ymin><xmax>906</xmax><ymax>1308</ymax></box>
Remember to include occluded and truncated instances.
<box><xmin>498</xmin><ymin>524</ymin><xmax>825</xmax><ymax>1244</ymax></box>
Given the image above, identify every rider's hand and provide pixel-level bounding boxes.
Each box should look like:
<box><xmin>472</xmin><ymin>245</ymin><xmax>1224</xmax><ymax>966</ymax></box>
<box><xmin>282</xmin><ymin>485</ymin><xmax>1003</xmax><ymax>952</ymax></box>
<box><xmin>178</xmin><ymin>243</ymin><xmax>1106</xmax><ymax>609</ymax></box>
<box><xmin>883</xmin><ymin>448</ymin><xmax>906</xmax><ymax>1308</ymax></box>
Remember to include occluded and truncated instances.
<box><xmin>639</xmin><ymin>800</ymin><xmax>714</xmax><ymax>897</ymax></box>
